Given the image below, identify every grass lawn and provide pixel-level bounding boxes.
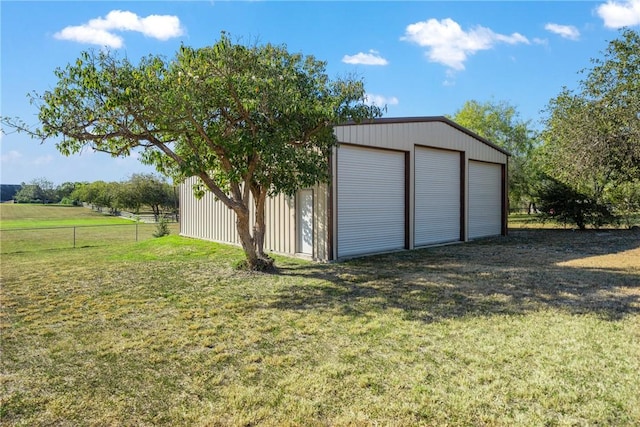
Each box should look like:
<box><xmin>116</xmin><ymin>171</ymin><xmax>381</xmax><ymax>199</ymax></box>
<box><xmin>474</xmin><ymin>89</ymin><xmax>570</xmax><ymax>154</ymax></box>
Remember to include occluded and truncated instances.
<box><xmin>1</xmin><ymin>208</ymin><xmax>639</xmax><ymax>425</ymax></box>
<box><xmin>0</xmin><ymin>204</ymin><xmax>178</xmax><ymax>253</ymax></box>
<box><xmin>0</xmin><ymin>204</ymin><xmax>135</xmax><ymax>229</ymax></box>
<box><xmin>508</xmin><ymin>212</ymin><xmax>640</xmax><ymax>230</ymax></box>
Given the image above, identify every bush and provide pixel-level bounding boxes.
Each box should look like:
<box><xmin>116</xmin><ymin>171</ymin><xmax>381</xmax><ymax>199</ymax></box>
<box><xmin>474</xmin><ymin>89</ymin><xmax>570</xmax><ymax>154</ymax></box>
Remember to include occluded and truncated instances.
<box><xmin>153</xmin><ymin>217</ymin><xmax>171</xmax><ymax>238</ymax></box>
<box><xmin>59</xmin><ymin>197</ymin><xmax>81</xmax><ymax>206</ymax></box>
<box><xmin>535</xmin><ymin>177</ymin><xmax>615</xmax><ymax>230</ymax></box>
<box><xmin>605</xmin><ymin>180</ymin><xmax>640</xmax><ymax>229</ymax></box>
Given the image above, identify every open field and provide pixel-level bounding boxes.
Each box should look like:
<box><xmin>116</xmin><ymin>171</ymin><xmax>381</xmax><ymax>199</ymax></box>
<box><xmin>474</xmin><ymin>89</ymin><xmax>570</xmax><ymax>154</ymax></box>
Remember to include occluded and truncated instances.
<box><xmin>0</xmin><ymin>204</ymin><xmax>178</xmax><ymax>253</ymax></box>
<box><xmin>1</xmin><ymin>206</ymin><xmax>639</xmax><ymax>425</ymax></box>
<box><xmin>0</xmin><ymin>204</ymin><xmax>135</xmax><ymax>229</ymax></box>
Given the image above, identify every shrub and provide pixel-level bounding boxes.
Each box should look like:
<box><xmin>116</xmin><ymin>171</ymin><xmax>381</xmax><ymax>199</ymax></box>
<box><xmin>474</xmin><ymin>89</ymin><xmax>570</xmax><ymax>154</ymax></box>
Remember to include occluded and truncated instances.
<box><xmin>606</xmin><ymin>180</ymin><xmax>640</xmax><ymax>229</ymax></box>
<box><xmin>153</xmin><ymin>217</ymin><xmax>171</xmax><ymax>238</ymax></box>
<box><xmin>535</xmin><ymin>177</ymin><xmax>615</xmax><ymax>230</ymax></box>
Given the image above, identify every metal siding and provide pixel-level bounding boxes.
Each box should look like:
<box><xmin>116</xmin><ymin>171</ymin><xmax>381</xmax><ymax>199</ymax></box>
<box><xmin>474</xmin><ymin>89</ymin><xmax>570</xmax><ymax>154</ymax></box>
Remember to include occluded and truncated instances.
<box><xmin>414</xmin><ymin>147</ymin><xmax>461</xmax><ymax>245</ymax></box>
<box><xmin>337</xmin><ymin>145</ymin><xmax>405</xmax><ymax>258</ymax></box>
<box><xmin>259</xmin><ymin>192</ymin><xmax>294</xmax><ymax>255</ymax></box>
<box><xmin>180</xmin><ymin>177</ymin><xmax>329</xmax><ymax>260</ymax></box>
<box><xmin>314</xmin><ymin>183</ymin><xmax>328</xmax><ymax>260</ymax></box>
<box><xmin>335</xmin><ymin>121</ymin><xmax>508</xmax><ymax>164</ymax></box>
<box><xmin>468</xmin><ymin>161</ymin><xmax>503</xmax><ymax>238</ymax></box>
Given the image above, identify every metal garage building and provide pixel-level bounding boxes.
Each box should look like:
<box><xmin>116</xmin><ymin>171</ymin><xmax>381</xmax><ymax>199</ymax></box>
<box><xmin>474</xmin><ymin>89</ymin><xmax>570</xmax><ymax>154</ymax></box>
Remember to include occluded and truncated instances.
<box><xmin>179</xmin><ymin>117</ymin><xmax>509</xmax><ymax>261</ymax></box>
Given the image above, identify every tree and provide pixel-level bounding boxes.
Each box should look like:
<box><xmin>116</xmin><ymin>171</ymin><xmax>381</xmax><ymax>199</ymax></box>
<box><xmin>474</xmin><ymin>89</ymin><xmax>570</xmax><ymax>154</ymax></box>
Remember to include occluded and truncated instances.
<box><xmin>75</xmin><ymin>180</ymin><xmax>118</xmax><ymax>213</ymax></box>
<box><xmin>123</xmin><ymin>173</ymin><xmax>174</xmax><ymax>221</ymax></box>
<box><xmin>605</xmin><ymin>179</ymin><xmax>640</xmax><ymax>229</ymax></box>
<box><xmin>534</xmin><ymin>175</ymin><xmax>614</xmax><ymax>230</ymax></box>
<box><xmin>70</xmin><ymin>182</ymin><xmax>90</xmax><ymax>206</ymax></box>
<box><xmin>2</xmin><ymin>33</ymin><xmax>379</xmax><ymax>270</ymax></box>
<box><xmin>56</xmin><ymin>181</ymin><xmax>78</xmax><ymax>204</ymax></box>
<box><xmin>541</xmin><ymin>28</ymin><xmax>640</xmax><ymax>198</ymax></box>
<box><xmin>448</xmin><ymin>99</ymin><xmax>538</xmax><ymax>212</ymax></box>
<box><xmin>13</xmin><ymin>177</ymin><xmax>57</xmax><ymax>203</ymax></box>
<box><xmin>14</xmin><ymin>183</ymin><xmax>40</xmax><ymax>203</ymax></box>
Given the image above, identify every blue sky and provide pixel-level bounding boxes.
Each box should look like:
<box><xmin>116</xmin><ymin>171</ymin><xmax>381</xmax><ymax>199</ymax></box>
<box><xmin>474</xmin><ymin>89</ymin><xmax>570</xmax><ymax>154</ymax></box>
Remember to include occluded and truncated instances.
<box><xmin>2</xmin><ymin>0</ymin><xmax>640</xmax><ymax>185</ymax></box>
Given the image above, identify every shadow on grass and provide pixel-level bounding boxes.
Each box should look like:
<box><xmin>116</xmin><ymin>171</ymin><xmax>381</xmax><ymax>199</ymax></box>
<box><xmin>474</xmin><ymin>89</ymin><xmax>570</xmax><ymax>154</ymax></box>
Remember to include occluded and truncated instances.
<box><xmin>275</xmin><ymin>229</ymin><xmax>640</xmax><ymax>322</ymax></box>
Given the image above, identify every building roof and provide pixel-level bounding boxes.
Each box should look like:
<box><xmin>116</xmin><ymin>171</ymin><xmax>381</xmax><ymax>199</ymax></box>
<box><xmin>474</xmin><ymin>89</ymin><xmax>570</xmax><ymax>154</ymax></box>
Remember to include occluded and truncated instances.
<box><xmin>337</xmin><ymin>116</ymin><xmax>511</xmax><ymax>157</ymax></box>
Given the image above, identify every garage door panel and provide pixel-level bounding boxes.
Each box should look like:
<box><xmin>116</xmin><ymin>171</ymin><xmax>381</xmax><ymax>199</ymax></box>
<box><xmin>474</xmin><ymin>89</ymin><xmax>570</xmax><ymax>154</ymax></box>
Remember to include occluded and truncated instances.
<box><xmin>469</xmin><ymin>161</ymin><xmax>502</xmax><ymax>239</ymax></box>
<box><xmin>415</xmin><ymin>147</ymin><xmax>461</xmax><ymax>246</ymax></box>
<box><xmin>337</xmin><ymin>146</ymin><xmax>405</xmax><ymax>258</ymax></box>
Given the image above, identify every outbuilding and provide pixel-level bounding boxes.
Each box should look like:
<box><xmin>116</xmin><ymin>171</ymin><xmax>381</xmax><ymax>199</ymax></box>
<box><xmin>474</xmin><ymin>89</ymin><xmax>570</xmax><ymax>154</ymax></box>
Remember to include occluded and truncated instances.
<box><xmin>179</xmin><ymin>116</ymin><xmax>510</xmax><ymax>261</ymax></box>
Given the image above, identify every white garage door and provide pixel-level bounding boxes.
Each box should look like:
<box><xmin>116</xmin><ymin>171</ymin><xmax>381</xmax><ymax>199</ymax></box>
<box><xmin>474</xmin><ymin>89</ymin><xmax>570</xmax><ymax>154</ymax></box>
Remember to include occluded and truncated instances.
<box><xmin>468</xmin><ymin>161</ymin><xmax>503</xmax><ymax>239</ymax></box>
<box><xmin>337</xmin><ymin>145</ymin><xmax>405</xmax><ymax>258</ymax></box>
<box><xmin>415</xmin><ymin>147</ymin><xmax>461</xmax><ymax>246</ymax></box>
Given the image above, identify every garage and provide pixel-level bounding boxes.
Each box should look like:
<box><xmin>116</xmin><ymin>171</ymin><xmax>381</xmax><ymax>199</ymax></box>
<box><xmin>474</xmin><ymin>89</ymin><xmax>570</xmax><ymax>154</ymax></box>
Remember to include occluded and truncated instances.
<box><xmin>337</xmin><ymin>145</ymin><xmax>406</xmax><ymax>258</ymax></box>
<box><xmin>468</xmin><ymin>160</ymin><xmax>504</xmax><ymax>239</ymax></box>
<box><xmin>414</xmin><ymin>146</ymin><xmax>461</xmax><ymax>246</ymax></box>
<box><xmin>181</xmin><ymin>117</ymin><xmax>509</xmax><ymax>261</ymax></box>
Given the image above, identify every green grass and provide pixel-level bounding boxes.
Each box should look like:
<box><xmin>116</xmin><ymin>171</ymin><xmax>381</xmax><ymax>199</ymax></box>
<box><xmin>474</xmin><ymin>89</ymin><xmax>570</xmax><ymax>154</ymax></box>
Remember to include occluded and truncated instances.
<box><xmin>0</xmin><ymin>204</ymin><xmax>134</xmax><ymax>229</ymax></box>
<box><xmin>508</xmin><ymin>212</ymin><xmax>640</xmax><ymax>229</ymax></box>
<box><xmin>2</xmin><ymin>206</ymin><xmax>639</xmax><ymax>426</ymax></box>
<box><xmin>0</xmin><ymin>204</ymin><xmax>178</xmax><ymax>253</ymax></box>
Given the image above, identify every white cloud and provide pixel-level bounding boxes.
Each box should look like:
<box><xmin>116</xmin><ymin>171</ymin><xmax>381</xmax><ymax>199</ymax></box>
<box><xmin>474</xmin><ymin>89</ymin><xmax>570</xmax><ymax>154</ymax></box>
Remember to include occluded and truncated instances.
<box><xmin>533</xmin><ymin>37</ymin><xmax>549</xmax><ymax>45</ymax></box>
<box><xmin>597</xmin><ymin>0</ymin><xmax>640</xmax><ymax>28</ymax></box>
<box><xmin>401</xmin><ymin>18</ymin><xmax>529</xmax><ymax>71</ymax></box>
<box><xmin>1</xmin><ymin>150</ymin><xmax>22</xmax><ymax>163</ymax></box>
<box><xmin>342</xmin><ymin>50</ymin><xmax>389</xmax><ymax>66</ymax></box>
<box><xmin>545</xmin><ymin>23</ymin><xmax>580</xmax><ymax>40</ymax></box>
<box><xmin>33</xmin><ymin>155</ymin><xmax>54</xmax><ymax>166</ymax></box>
<box><xmin>55</xmin><ymin>26</ymin><xmax>124</xmax><ymax>48</ymax></box>
<box><xmin>54</xmin><ymin>10</ymin><xmax>184</xmax><ymax>48</ymax></box>
<box><xmin>364</xmin><ymin>93</ymin><xmax>399</xmax><ymax>107</ymax></box>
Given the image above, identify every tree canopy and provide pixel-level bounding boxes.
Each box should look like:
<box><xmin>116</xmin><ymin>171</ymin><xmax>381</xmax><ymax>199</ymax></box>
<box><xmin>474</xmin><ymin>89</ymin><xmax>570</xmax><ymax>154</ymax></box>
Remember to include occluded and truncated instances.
<box><xmin>14</xmin><ymin>178</ymin><xmax>58</xmax><ymax>204</ymax></box>
<box><xmin>448</xmin><ymin>99</ymin><xmax>538</xmax><ymax>211</ymax></box>
<box><xmin>3</xmin><ymin>33</ymin><xmax>380</xmax><ymax>270</ymax></box>
<box><xmin>541</xmin><ymin>28</ymin><xmax>640</xmax><ymax>193</ymax></box>
<box><xmin>121</xmin><ymin>173</ymin><xmax>177</xmax><ymax>221</ymax></box>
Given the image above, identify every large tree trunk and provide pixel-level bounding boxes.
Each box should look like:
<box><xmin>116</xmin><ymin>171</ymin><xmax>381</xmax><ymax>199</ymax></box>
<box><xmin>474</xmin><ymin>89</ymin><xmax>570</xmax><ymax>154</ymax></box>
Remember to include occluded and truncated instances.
<box><xmin>234</xmin><ymin>207</ymin><xmax>259</xmax><ymax>269</ymax></box>
<box><xmin>233</xmin><ymin>202</ymin><xmax>274</xmax><ymax>271</ymax></box>
<box><xmin>253</xmin><ymin>186</ymin><xmax>269</xmax><ymax>260</ymax></box>
<box><xmin>199</xmin><ymin>172</ymin><xmax>274</xmax><ymax>271</ymax></box>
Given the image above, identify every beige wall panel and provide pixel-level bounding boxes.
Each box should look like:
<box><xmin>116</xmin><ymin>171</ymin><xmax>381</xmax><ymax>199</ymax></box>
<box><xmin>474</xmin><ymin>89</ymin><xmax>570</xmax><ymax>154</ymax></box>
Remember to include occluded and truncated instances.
<box><xmin>335</xmin><ymin>121</ymin><xmax>507</xmax><ymax>164</ymax></box>
<box><xmin>180</xmin><ymin>176</ymin><xmax>241</xmax><ymax>246</ymax></box>
<box><xmin>180</xmin><ymin>176</ymin><xmax>329</xmax><ymax>260</ymax></box>
<box><xmin>314</xmin><ymin>184</ymin><xmax>329</xmax><ymax>261</ymax></box>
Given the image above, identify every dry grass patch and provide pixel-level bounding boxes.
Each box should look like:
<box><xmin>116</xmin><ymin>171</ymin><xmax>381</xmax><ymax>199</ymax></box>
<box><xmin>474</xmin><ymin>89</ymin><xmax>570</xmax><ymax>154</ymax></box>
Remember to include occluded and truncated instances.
<box><xmin>557</xmin><ymin>246</ymin><xmax>640</xmax><ymax>270</ymax></box>
<box><xmin>1</xmin><ymin>229</ymin><xmax>639</xmax><ymax>426</ymax></box>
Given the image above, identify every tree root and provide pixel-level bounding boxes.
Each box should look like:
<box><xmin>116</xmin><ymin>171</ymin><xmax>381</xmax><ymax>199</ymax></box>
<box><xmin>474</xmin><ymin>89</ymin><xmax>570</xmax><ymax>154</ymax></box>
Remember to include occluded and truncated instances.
<box><xmin>234</xmin><ymin>255</ymin><xmax>276</xmax><ymax>272</ymax></box>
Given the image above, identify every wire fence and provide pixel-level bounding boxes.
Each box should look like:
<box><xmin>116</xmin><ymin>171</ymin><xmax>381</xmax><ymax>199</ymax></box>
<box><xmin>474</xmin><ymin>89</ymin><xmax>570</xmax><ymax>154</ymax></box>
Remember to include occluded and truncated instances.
<box><xmin>0</xmin><ymin>222</ymin><xmax>180</xmax><ymax>254</ymax></box>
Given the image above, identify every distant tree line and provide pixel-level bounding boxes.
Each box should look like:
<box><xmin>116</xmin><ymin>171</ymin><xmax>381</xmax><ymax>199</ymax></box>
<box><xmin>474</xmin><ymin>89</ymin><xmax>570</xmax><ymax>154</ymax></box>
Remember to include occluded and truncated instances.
<box><xmin>11</xmin><ymin>178</ymin><xmax>74</xmax><ymax>205</ymax></box>
<box><xmin>12</xmin><ymin>173</ymin><xmax>178</xmax><ymax>222</ymax></box>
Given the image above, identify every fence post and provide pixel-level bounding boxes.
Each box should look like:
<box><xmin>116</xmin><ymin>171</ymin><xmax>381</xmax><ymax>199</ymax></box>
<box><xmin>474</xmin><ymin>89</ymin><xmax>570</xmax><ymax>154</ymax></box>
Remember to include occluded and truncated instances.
<box><xmin>136</xmin><ymin>222</ymin><xmax>138</xmax><ymax>242</ymax></box>
<box><xmin>73</xmin><ymin>226</ymin><xmax>76</xmax><ymax>248</ymax></box>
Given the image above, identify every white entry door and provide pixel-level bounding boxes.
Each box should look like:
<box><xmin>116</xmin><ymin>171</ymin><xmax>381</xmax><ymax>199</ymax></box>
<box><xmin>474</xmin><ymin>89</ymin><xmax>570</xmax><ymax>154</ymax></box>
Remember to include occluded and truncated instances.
<box><xmin>298</xmin><ymin>189</ymin><xmax>314</xmax><ymax>255</ymax></box>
